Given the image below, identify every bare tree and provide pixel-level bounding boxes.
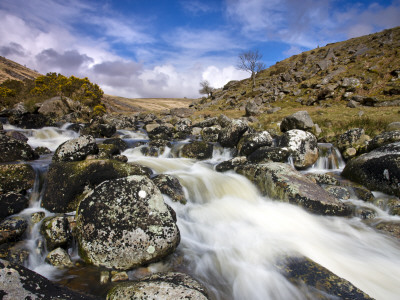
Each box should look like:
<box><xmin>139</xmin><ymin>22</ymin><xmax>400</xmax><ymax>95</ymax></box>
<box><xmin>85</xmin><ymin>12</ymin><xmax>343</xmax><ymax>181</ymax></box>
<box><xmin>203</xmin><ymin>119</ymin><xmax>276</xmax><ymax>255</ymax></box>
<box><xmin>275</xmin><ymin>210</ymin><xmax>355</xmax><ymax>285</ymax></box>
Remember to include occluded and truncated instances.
<box><xmin>237</xmin><ymin>50</ymin><xmax>266</xmax><ymax>89</ymax></box>
<box><xmin>199</xmin><ymin>80</ymin><xmax>214</xmax><ymax>98</ymax></box>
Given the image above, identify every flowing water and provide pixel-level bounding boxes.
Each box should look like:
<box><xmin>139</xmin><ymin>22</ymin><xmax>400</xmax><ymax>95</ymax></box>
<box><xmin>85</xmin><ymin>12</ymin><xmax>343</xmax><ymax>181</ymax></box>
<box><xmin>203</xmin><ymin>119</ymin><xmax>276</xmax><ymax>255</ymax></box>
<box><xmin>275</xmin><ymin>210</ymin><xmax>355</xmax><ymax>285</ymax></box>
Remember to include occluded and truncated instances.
<box><xmin>4</xmin><ymin>124</ymin><xmax>400</xmax><ymax>299</ymax></box>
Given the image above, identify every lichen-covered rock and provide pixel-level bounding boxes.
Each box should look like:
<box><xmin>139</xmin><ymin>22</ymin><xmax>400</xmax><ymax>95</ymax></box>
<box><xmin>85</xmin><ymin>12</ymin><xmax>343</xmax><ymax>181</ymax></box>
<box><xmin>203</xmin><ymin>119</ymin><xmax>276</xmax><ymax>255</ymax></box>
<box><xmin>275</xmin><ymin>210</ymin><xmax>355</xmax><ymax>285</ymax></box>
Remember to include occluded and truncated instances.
<box><xmin>147</xmin><ymin>124</ymin><xmax>174</xmax><ymax>140</ymax></box>
<box><xmin>76</xmin><ymin>175</ymin><xmax>180</xmax><ymax>270</ymax></box>
<box><xmin>237</xmin><ymin>131</ymin><xmax>273</xmax><ymax>156</ymax></box>
<box><xmin>218</xmin><ymin>119</ymin><xmax>248</xmax><ymax>148</ymax></box>
<box><xmin>247</xmin><ymin>146</ymin><xmax>290</xmax><ymax>163</ymax></box>
<box><xmin>215</xmin><ymin>156</ymin><xmax>247</xmax><ymax>172</ymax></box>
<box><xmin>193</xmin><ymin>117</ymin><xmax>218</xmax><ymax>128</ymax></box>
<box><xmin>0</xmin><ymin>163</ymin><xmax>35</xmax><ymax>195</ymax></box>
<box><xmin>45</xmin><ymin>247</ymin><xmax>74</xmax><ymax>268</ymax></box>
<box><xmin>42</xmin><ymin>159</ymin><xmax>152</xmax><ymax>213</ymax></box>
<box><xmin>40</xmin><ymin>215</ymin><xmax>71</xmax><ymax>251</ymax></box>
<box><xmin>81</xmin><ymin>121</ymin><xmax>117</xmax><ymax>138</ymax></box>
<box><xmin>305</xmin><ymin>173</ymin><xmax>340</xmax><ymax>186</ymax></box>
<box><xmin>0</xmin><ymin>135</ymin><xmax>38</xmax><ymax>162</ymax></box>
<box><xmin>0</xmin><ymin>216</ymin><xmax>28</xmax><ymax>244</ymax></box>
<box><xmin>180</xmin><ymin>141</ymin><xmax>213</xmax><ymax>160</ymax></box>
<box><xmin>0</xmin><ymin>192</ymin><xmax>29</xmax><ymax>221</ymax></box>
<box><xmin>53</xmin><ymin>135</ymin><xmax>98</xmax><ymax>162</ymax></box>
<box><xmin>38</xmin><ymin>96</ymin><xmax>81</xmax><ymax>118</ymax></box>
<box><xmin>278</xmin><ymin>129</ymin><xmax>319</xmax><ymax>169</ymax></box>
<box><xmin>0</xmin><ymin>259</ymin><xmax>99</xmax><ymax>299</ymax></box>
<box><xmin>5</xmin><ymin>242</ymin><xmax>30</xmax><ymax>265</ymax></box>
<box><xmin>276</xmin><ymin>256</ymin><xmax>372</xmax><ymax>299</ymax></box>
<box><xmin>201</xmin><ymin>126</ymin><xmax>221</xmax><ymax>142</ymax></box>
<box><xmin>174</xmin><ymin>118</ymin><xmax>192</xmax><ymax>139</ymax></box>
<box><xmin>152</xmin><ymin>174</ymin><xmax>186</xmax><ymax>204</ymax></box>
<box><xmin>280</xmin><ymin>111</ymin><xmax>314</xmax><ymax>132</ymax></box>
<box><xmin>103</xmin><ymin>138</ymin><xmax>128</xmax><ymax>152</ymax></box>
<box><xmin>236</xmin><ymin>163</ymin><xmax>351</xmax><ymax>216</ymax></box>
<box><xmin>367</xmin><ymin>130</ymin><xmax>400</xmax><ymax>152</ymax></box>
<box><xmin>336</xmin><ymin>128</ymin><xmax>370</xmax><ymax>154</ymax></box>
<box><xmin>107</xmin><ymin>272</ymin><xmax>208</xmax><ymax>300</ymax></box>
<box><xmin>342</xmin><ymin>142</ymin><xmax>400</xmax><ymax>197</ymax></box>
<box><xmin>245</xmin><ymin>100</ymin><xmax>259</xmax><ymax>116</ymax></box>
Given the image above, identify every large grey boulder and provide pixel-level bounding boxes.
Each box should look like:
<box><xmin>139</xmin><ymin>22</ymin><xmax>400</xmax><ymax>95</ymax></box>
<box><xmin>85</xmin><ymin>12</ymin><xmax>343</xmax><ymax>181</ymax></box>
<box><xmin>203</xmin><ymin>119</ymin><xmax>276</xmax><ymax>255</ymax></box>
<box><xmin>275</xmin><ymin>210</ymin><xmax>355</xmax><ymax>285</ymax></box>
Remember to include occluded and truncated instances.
<box><xmin>342</xmin><ymin>142</ymin><xmax>400</xmax><ymax>197</ymax></box>
<box><xmin>236</xmin><ymin>163</ymin><xmax>351</xmax><ymax>216</ymax></box>
<box><xmin>218</xmin><ymin>119</ymin><xmax>248</xmax><ymax>148</ymax></box>
<box><xmin>247</xmin><ymin>146</ymin><xmax>290</xmax><ymax>164</ymax></box>
<box><xmin>0</xmin><ymin>259</ymin><xmax>99</xmax><ymax>299</ymax></box>
<box><xmin>38</xmin><ymin>96</ymin><xmax>81</xmax><ymax>118</ymax></box>
<box><xmin>42</xmin><ymin>159</ymin><xmax>152</xmax><ymax>213</ymax></box>
<box><xmin>201</xmin><ymin>125</ymin><xmax>221</xmax><ymax>142</ymax></box>
<box><xmin>237</xmin><ymin>131</ymin><xmax>273</xmax><ymax>156</ymax></box>
<box><xmin>53</xmin><ymin>135</ymin><xmax>98</xmax><ymax>162</ymax></box>
<box><xmin>107</xmin><ymin>272</ymin><xmax>208</xmax><ymax>300</ymax></box>
<box><xmin>0</xmin><ymin>135</ymin><xmax>37</xmax><ymax>162</ymax></box>
<box><xmin>280</xmin><ymin>111</ymin><xmax>314</xmax><ymax>132</ymax></box>
<box><xmin>76</xmin><ymin>175</ymin><xmax>180</xmax><ymax>270</ymax></box>
<box><xmin>278</xmin><ymin>129</ymin><xmax>319</xmax><ymax>169</ymax></box>
<box><xmin>180</xmin><ymin>141</ymin><xmax>213</xmax><ymax>160</ymax></box>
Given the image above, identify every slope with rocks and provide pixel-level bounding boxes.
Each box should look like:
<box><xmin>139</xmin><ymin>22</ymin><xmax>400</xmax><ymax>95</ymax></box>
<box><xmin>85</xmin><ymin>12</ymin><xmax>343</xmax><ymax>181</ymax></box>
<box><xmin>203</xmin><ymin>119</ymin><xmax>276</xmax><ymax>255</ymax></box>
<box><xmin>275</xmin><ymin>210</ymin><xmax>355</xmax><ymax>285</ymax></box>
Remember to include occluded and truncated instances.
<box><xmin>0</xmin><ymin>56</ymin><xmax>41</xmax><ymax>83</ymax></box>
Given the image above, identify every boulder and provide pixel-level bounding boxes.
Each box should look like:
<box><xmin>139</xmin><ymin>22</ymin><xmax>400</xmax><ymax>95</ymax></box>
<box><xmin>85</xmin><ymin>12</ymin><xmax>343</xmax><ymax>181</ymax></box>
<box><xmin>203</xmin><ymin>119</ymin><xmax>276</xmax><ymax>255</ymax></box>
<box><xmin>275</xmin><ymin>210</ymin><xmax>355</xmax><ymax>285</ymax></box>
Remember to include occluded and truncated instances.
<box><xmin>103</xmin><ymin>138</ymin><xmax>128</xmax><ymax>152</ymax></box>
<box><xmin>152</xmin><ymin>174</ymin><xmax>186</xmax><ymax>204</ymax></box>
<box><xmin>42</xmin><ymin>159</ymin><xmax>152</xmax><ymax>213</ymax></box>
<box><xmin>245</xmin><ymin>101</ymin><xmax>259</xmax><ymax>116</ymax></box>
<box><xmin>280</xmin><ymin>111</ymin><xmax>314</xmax><ymax>132</ymax></box>
<box><xmin>236</xmin><ymin>163</ymin><xmax>351</xmax><ymax>216</ymax></box>
<box><xmin>0</xmin><ymin>216</ymin><xmax>28</xmax><ymax>244</ymax></box>
<box><xmin>81</xmin><ymin>121</ymin><xmax>116</xmax><ymax>138</ymax></box>
<box><xmin>107</xmin><ymin>272</ymin><xmax>208</xmax><ymax>300</ymax></box>
<box><xmin>341</xmin><ymin>77</ymin><xmax>361</xmax><ymax>91</ymax></box>
<box><xmin>247</xmin><ymin>146</ymin><xmax>290</xmax><ymax>164</ymax></box>
<box><xmin>0</xmin><ymin>164</ymin><xmax>35</xmax><ymax>194</ymax></box>
<box><xmin>5</xmin><ymin>131</ymin><xmax>28</xmax><ymax>142</ymax></box>
<box><xmin>53</xmin><ymin>135</ymin><xmax>98</xmax><ymax>162</ymax></box>
<box><xmin>38</xmin><ymin>96</ymin><xmax>81</xmax><ymax>118</ymax></box>
<box><xmin>5</xmin><ymin>242</ymin><xmax>30</xmax><ymax>265</ymax></box>
<box><xmin>337</xmin><ymin>128</ymin><xmax>369</xmax><ymax>152</ymax></box>
<box><xmin>237</xmin><ymin>131</ymin><xmax>273</xmax><ymax>156</ymax></box>
<box><xmin>180</xmin><ymin>141</ymin><xmax>213</xmax><ymax>160</ymax></box>
<box><xmin>8</xmin><ymin>113</ymin><xmax>50</xmax><ymax>129</ymax></box>
<box><xmin>0</xmin><ymin>193</ymin><xmax>29</xmax><ymax>221</ymax></box>
<box><xmin>169</xmin><ymin>108</ymin><xmax>195</xmax><ymax>118</ymax></box>
<box><xmin>76</xmin><ymin>175</ymin><xmax>180</xmax><ymax>270</ymax></box>
<box><xmin>40</xmin><ymin>215</ymin><xmax>71</xmax><ymax>251</ymax></box>
<box><xmin>0</xmin><ymin>135</ymin><xmax>38</xmax><ymax>162</ymax></box>
<box><xmin>201</xmin><ymin>126</ymin><xmax>221</xmax><ymax>142</ymax></box>
<box><xmin>367</xmin><ymin>130</ymin><xmax>400</xmax><ymax>152</ymax></box>
<box><xmin>0</xmin><ymin>259</ymin><xmax>99</xmax><ymax>299</ymax></box>
<box><xmin>277</xmin><ymin>256</ymin><xmax>372</xmax><ymax>299</ymax></box>
<box><xmin>193</xmin><ymin>117</ymin><xmax>218</xmax><ymax>128</ymax></box>
<box><xmin>342</xmin><ymin>142</ymin><xmax>400</xmax><ymax>197</ymax></box>
<box><xmin>45</xmin><ymin>247</ymin><xmax>74</xmax><ymax>268</ymax></box>
<box><xmin>278</xmin><ymin>130</ymin><xmax>319</xmax><ymax>169</ymax></box>
<box><xmin>174</xmin><ymin>118</ymin><xmax>192</xmax><ymax>139</ymax></box>
<box><xmin>147</xmin><ymin>125</ymin><xmax>174</xmax><ymax>140</ymax></box>
<box><xmin>218</xmin><ymin>119</ymin><xmax>248</xmax><ymax>148</ymax></box>
<box><xmin>215</xmin><ymin>156</ymin><xmax>247</xmax><ymax>172</ymax></box>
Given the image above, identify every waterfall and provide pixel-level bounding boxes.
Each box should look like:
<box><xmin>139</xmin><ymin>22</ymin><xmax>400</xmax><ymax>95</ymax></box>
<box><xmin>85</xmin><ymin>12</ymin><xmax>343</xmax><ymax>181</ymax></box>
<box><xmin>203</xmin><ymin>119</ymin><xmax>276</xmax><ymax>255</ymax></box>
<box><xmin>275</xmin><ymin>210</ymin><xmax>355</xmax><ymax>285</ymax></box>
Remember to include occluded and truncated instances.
<box><xmin>310</xmin><ymin>143</ymin><xmax>345</xmax><ymax>172</ymax></box>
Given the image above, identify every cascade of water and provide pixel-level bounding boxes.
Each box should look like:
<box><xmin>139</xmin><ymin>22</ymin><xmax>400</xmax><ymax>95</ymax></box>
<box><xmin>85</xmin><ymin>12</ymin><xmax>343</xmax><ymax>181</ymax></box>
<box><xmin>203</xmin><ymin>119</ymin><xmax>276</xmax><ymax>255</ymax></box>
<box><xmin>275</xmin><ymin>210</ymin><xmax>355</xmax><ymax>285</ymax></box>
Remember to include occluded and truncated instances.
<box><xmin>311</xmin><ymin>143</ymin><xmax>345</xmax><ymax>172</ymax></box>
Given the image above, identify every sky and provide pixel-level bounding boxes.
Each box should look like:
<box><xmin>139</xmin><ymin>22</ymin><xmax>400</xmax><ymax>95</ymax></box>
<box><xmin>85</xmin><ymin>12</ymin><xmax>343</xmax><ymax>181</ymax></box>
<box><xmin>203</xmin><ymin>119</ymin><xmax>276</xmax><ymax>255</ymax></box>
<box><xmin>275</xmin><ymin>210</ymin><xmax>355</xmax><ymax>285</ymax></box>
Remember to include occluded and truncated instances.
<box><xmin>0</xmin><ymin>0</ymin><xmax>399</xmax><ymax>99</ymax></box>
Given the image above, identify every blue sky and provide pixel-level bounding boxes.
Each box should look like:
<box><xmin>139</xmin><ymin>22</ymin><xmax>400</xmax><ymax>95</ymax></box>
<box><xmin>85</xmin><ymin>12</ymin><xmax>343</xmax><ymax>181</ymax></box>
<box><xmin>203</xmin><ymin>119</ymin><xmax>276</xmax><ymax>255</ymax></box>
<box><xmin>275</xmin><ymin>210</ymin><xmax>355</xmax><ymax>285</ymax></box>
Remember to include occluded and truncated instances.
<box><xmin>0</xmin><ymin>0</ymin><xmax>399</xmax><ymax>98</ymax></box>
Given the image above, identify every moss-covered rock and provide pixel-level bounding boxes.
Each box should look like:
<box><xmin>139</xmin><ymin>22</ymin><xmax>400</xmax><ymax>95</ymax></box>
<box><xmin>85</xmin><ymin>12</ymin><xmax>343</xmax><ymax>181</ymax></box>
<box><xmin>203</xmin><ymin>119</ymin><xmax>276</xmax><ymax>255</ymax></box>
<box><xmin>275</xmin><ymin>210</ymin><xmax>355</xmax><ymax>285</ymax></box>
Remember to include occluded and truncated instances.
<box><xmin>41</xmin><ymin>159</ymin><xmax>152</xmax><ymax>213</ymax></box>
<box><xmin>0</xmin><ymin>135</ymin><xmax>37</xmax><ymax>162</ymax></box>
<box><xmin>40</xmin><ymin>215</ymin><xmax>71</xmax><ymax>251</ymax></box>
<box><xmin>45</xmin><ymin>247</ymin><xmax>74</xmax><ymax>268</ymax></box>
<box><xmin>180</xmin><ymin>141</ymin><xmax>213</xmax><ymax>160</ymax></box>
<box><xmin>236</xmin><ymin>163</ymin><xmax>351</xmax><ymax>216</ymax></box>
<box><xmin>342</xmin><ymin>142</ymin><xmax>400</xmax><ymax>197</ymax></box>
<box><xmin>0</xmin><ymin>163</ymin><xmax>35</xmax><ymax>194</ymax></box>
<box><xmin>76</xmin><ymin>175</ymin><xmax>180</xmax><ymax>270</ymax></box>
<box><xmin>106</xmin><ymin>272</ymin><xmax>209</xmax><ymax>300</ymax></box>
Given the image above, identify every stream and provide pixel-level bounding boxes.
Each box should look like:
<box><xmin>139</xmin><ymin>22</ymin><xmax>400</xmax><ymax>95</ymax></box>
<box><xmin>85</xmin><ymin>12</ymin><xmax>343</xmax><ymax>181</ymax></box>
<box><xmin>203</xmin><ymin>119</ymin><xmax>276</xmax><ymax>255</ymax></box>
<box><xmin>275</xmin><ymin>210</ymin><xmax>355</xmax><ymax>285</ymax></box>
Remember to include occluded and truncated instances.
<box><xmin>3</xmin><ymin>123</ymin><xmax>400</xmax><ymax>300</ymax></box>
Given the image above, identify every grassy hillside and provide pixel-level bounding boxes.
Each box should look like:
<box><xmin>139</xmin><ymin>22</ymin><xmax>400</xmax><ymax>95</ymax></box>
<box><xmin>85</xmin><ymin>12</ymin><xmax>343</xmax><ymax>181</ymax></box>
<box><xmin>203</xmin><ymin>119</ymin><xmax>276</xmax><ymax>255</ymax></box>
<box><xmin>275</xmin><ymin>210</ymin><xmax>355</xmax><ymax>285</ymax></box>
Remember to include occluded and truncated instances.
<box><xmin>0</xmin><ymin>56</ymin><xmax>41</xmax><ymax>83</ymax></box>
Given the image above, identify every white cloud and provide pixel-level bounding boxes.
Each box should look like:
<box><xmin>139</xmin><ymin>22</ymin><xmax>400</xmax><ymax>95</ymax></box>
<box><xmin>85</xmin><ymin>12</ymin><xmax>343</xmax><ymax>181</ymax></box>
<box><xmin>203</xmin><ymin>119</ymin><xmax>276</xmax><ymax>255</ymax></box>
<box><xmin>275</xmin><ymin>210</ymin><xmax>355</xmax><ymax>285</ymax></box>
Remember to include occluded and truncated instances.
<box><xmin>202</xmin><ymin>66</ymin><xmax>248</xmax><ymax>89</ymax></box>
<box><xmin>181</xmin><ymin>1</ymin><xmax>214</xmax><ymax>14</ymax></box>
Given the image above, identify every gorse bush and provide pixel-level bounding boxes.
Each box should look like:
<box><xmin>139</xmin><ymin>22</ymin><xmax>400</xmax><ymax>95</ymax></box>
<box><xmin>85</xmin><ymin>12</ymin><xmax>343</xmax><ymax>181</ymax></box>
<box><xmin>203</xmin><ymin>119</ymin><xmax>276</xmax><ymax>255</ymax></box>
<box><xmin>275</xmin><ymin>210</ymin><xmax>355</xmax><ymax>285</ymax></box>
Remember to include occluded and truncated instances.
<box><xmin>0</xmin><ymin>73</ymin><xmax>104</xmax><ymax>110</ymax></box>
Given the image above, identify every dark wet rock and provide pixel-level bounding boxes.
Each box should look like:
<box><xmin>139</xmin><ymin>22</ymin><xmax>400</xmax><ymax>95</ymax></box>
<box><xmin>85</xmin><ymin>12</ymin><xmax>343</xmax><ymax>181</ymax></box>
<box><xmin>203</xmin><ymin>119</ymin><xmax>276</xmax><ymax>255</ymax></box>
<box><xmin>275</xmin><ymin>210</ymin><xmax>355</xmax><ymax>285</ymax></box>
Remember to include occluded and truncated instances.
<box><xmin>180</xmin><ymin>141</ymin><xmax>213</xmax><ymax>160</ymax></box>
<box><xmin>107</xmin><ymin>272</ymin><xmax>209</xmax><ymax>300</ymax></box>
<box><xmin>278</xmin><ymin>129</ymin><xmax>319</xmax><ymax>169</ymax></box>
<box><xmin>76</xmin><ymin>175</ymin><xmax>180</xmax><ymax>270</ymax></box>
<box><xmin>53</xmin><ymin>135</ymin><xmax>98</xmax><ymax>162</ymax></box>
<box><xmin>367</xmin><ymin>130</ymin><xmax>400</xmax><ymax>152</ymax></box>
<box><xmin>0</xmin><ymin>216</ymin><xmax>28</xmax><ymax>244</ymax></box>
<box><xmin>245</xmin><ymin>100</ymin><xmax>259</xmax><ymax>116</ymax></box>
<box><xmin>342</xmin><ymin>142</ymin><xmax>400</xmax><ymax>197</ymax></box>
<box><xmin>45</xmin><ymin>247</ymin><xmax>74</xmax><ymax>268</ymax></box>
<box><xmin>103</xmin><ymin>138</ymin><xmax>128</xmax><ymax>152</ymax></box>
<box><xmin>34</xmin><ymin>146</ymin><xmax>52</xmax><ymax>155</ymax></box>
<box><xmin>277</xmin><ymin>256</ymin><xmax>372</xmax><ymax>299</ymax></box>
<box><xmin>0</xmin><ymin>259</ymin><xmax>99</xmax><ymax>299</ymax></box>
<box><xmin>236</xmin><ymin>163</ymin><xmax>351</xmax><ymax>216</ymax></box>
<box><xmin>247</xmin><ymin>146</ymin><xmax>290</xmax><ymax>163</ymax></box>
<box><xmin>280</xmin><ymin>111</ymin><xmax>314</xmax><ymax>132</ymax></box>
<box><xmin>66</xmin><ymin>123</ymin><xmax>83</xmax><ymax>132</ymax></box>
<box><xmin>4</xmin><ymin>131</ymin><xmax>28</xmax><ymax>142</ymax></box>
<box><xmin>0</xmin><ymin>193</ymin><xmax>29</xmax><ymax>221</ymax></box>
<box><xmin>336</xmin><ymin>128</ymin><xmax>370</xmax><ymax>157</ymax></box>
<box><xmin>153</xmin><ymin>174</ymin><xmax>186</xmax><ymax>204</ymax></box>
<box><xmin>237</xmin><ymin>131</ymin><xmax>273</xmax><ymax>156</ymax></box>
<box><xmin>42</xmin><ymin>159</ymin><xmax>152</xmax><ymax>213</ymax></box>
<box><xmin>147</xmin><ymin>124</ymin><xmax>174</xmax><ymax>140</ymax></box>
<box><xmin>141</xmin><ymin>140</ymin><xmax>172</xmax><ymax>157</ymax></box>
<box><xmin>201</xmin><ymin>126</ymin><xmax>221</xmax><ymax>142</ymax></box>
<box><xmin>5</xmin><ymin>242</ymin><xmax>30</xmax><ymax>265</ymax></box>
<box><xmin>81</xmin><ymin>121</ymin><xmax>117</xmax><ymax>138</ymax></box>
<box><xmin>0</xmin><ymin>163</ymin><xmax>35</xmax><ymax>194</ymax></box>
<box><xmin>215</xmin><ymin>156</ymin><xmax>247</xmax><ymax>172</ymax></box>
<box><xmin>8</xmin><ymin>113</ymin><xmax>50</xmax><ymax>129</ymax></box>
<box><xmin>0</xmin><ymin>135</ymin><xmax>38</xmax><ymax>162</ymax></box>
<box><xmin>218</xmin><ymin>119</ymin><xmax>248</xmax><ymax>148</ymax></box>
<box><xmin>193</xmin><ymin>117</ymin><xmax>218</xmax><ymax>128</ymax></box>
<box><xmin>40</xmin><ymin>215</ymin><xmax>72</xmax><ymax>251</ymax></box>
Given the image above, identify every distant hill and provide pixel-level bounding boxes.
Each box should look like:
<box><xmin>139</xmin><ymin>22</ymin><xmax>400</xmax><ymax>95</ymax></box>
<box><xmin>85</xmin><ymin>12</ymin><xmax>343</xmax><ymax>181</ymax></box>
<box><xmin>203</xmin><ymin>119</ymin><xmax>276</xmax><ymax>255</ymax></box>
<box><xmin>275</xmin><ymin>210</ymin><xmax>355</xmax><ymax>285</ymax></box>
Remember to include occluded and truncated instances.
<box><xmin>194</xmin><ymin>26</ymin><xmax>400</xmax><ymax>111</ymax></box>
<box><xmin>0</xmin><ymin>56</ymin><xmax>42</xmax><ymax>83</ymax></box>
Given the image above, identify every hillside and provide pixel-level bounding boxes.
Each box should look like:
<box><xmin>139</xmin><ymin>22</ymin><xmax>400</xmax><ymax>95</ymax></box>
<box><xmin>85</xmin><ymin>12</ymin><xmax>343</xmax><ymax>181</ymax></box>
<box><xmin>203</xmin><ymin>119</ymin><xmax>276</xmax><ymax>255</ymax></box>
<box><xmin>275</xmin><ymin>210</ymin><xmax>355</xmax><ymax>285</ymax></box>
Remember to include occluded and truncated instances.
<box><xmin>0</xmin><ymin>56</ymin><xmax>41</xmax><ymax>83</ymax></box>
